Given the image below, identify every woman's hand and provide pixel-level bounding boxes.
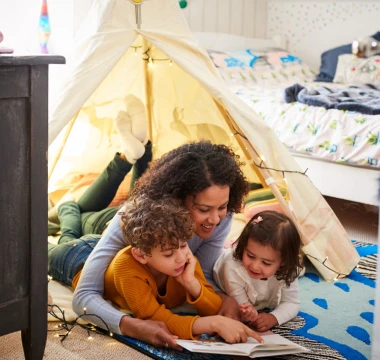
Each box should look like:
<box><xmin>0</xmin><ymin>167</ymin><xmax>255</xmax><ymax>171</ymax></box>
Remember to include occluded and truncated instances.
<box><xmin>251</xmin><ymin>313</ymin><xmax>278</xmax><ymax>332</ymax></box>
<box><xmin>216</xmin><ymin>292</ymin><xmax>241</xmax><ymax>321</ymax></box>
<box><xmin>239</xmin><ymin>302</ymin><xmax>258</xmax><ymax>324</ymax></box>
<box><xmin>120</xmin><ymin>316</ymin><xmax>182</xmax><ymax>350</ymax></box>
<box><xmin>175</xmin><ymin>253</ymin><xmax>201</xmax><ymax>299</ymax></box>
<box><xmin>193</xmin><ymin>316</ymin><xmax>264</xmax><ymax>344</ymax></box>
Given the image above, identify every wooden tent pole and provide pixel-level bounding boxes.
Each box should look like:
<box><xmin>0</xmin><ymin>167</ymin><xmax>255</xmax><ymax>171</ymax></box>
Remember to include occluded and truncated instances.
<box><xmin>48</xmin><ymin>111</ymin><xmax>79</xmax><ymax>181</ymax></box>
<box><xmin>219</xmin><ymin>107</ymin><xmax>311</xmax><ymax>246</ymax></box>
<box><xmin>141</xmin><ymin>37</ymin><xmax>153</xmax><ymax>142</ymax></box>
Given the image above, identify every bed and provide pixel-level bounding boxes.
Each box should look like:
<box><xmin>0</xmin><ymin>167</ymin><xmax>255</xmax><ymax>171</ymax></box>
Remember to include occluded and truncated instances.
<box><xmin>192</xmin><ymin>31</ymin><xmax>380</xmax><ymax>207</ymax></box>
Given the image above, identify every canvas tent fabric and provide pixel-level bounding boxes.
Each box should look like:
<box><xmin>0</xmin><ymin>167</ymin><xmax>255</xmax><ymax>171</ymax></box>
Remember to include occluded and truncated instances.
<box><xmin>48</xmin><ymin>0</ymin><xmax>359</xmax><ymax>281</ymax></box>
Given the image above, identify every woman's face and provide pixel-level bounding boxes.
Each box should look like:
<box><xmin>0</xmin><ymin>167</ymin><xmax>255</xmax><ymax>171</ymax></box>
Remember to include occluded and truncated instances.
<box><xmin>184</xmin><ymin>185</ymin><xmax>230</xmax><ymax>239</ymax></box>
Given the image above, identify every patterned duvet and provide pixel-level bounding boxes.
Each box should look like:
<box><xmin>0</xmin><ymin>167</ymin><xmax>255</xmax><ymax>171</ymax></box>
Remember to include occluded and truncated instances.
<box><xmin>220</xmin><ymin>63</ymin><xmax>380</xmax><ymax>168</ymax></box>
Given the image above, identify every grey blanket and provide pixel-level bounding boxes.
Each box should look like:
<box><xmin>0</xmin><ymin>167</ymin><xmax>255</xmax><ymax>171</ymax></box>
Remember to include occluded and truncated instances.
<box><xmin>284</xmin><ymin>83</ymin><xmax>380</xmax><ymax>115</ymax></box>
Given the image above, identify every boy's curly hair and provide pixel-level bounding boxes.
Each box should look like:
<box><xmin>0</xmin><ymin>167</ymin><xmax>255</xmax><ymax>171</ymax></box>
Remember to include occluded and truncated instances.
<box><xmin>233</xmin><ymin>210</ymin><xmax>303</xmax><ymax>286</ymax></box>
<box><xmin>130</xmin><ymin>141</ymin><xmax>249</xmax><ymax>214</ymax></box>
<box><xmin>120</xmin><ymin>195</ymin><xmax>195</xmax><ymax>255</ymax></box>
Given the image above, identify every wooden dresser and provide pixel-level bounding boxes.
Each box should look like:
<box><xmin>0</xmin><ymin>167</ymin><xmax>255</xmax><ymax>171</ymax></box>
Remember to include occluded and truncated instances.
<box><xmin>0</xmin><ymin>55</ymin><xmax>65</xmax><ymax>359</ymax></box>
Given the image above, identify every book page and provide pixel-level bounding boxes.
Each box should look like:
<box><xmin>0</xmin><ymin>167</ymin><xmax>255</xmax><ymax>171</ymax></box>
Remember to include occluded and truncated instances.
<box><xmin>176</xmin><ymin>333</ymin><xmax>309</xmax><ymax>357</ymax></box>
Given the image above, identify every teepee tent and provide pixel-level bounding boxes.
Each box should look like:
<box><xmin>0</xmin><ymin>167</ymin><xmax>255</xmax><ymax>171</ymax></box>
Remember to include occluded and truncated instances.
<box><xmin>48</xmin><ymin>0</ymin><xmax>359</xmax><ymax>281</ymax></box>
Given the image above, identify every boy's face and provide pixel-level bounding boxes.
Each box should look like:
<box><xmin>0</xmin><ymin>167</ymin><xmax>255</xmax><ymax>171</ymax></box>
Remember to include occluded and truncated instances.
<box><xmin>144</xmin><ymin>241</ymin><xmax>191</xmax><ymax>277</ymax></box>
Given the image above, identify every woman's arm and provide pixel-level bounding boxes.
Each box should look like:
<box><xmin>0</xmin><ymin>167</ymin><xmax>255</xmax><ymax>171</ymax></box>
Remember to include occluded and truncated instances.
<box><xmin>72</xmin><ymin>212</ymin><xmax>129</xmax><ymax>334</ymax></box>
<box><xmin>119</xmin><ymin>317</ymin><xmax>181</xmax><ymax>350</ymax></box>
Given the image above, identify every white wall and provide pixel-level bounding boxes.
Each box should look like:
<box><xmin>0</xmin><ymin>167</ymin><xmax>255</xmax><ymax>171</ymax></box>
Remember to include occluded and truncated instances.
<box><xmin>181</xmin><ymin>0</ymin><xmax>268</xmax><ymax>38</ymax></box>
<box><xmin>267</xmin><ymin>0</ymin><xmax>380</xmax><ymax>71</ymax></box>
<box><xmin>0</xmin><ymin>0</ymin><xmax>94</xmax><ymax>99</ymax></box>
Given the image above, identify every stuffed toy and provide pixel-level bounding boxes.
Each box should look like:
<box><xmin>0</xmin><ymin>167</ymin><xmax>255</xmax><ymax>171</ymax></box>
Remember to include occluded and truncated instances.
<box><xmin>352</xmin><ymin>36</ymin><xmax>380</xmax><ymax>58</ymax></box>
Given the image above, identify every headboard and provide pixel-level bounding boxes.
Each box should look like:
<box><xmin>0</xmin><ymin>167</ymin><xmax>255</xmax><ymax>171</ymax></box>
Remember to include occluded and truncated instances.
<box><xmin>182</xmin><ymin>0</ymin><xmax>380</xmax><ymax>71</ymax></box>
<box><xmin>181</xmin><ymin>0</ymin><xmax>268</xmax><ymax>39</ymax></box>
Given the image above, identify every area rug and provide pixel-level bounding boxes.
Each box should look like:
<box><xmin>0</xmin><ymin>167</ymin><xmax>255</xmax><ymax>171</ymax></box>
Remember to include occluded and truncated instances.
<box><xmin>114</xmin><ymin>241</ymin><xmax>377</xmax><ymax>360</ymax></box>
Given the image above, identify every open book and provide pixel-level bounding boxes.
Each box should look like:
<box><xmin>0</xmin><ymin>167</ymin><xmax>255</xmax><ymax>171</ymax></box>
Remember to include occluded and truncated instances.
<box><xmin>176</xmin><ymin>332</ymin><xmax>309</xmax><ymax>358</ymax></box>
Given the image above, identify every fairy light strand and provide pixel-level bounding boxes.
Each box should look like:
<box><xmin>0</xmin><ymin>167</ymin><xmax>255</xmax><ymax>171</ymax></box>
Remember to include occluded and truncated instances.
<box><xmin>48</xmin><ymin>304</ymin><xmax>112</xmax><ymax>342</ymax></box>
<box><xmin>302</xmin><ymin>253</ymin><xmax>350</xmax><ymax>278</ymax></box>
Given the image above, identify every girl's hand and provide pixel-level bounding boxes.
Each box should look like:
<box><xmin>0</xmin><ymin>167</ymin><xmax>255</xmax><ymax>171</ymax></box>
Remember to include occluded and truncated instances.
<box><xmin>239</xmin><ymin>302</ymin><xmax>258</xmax><ymax>324</ymax></box>
<box><xmin>211</xmin><ymin>316</ymin><xmax>264</xmax><ymax>344</ymax></box>
<box><xmin>251</xmin><ymin>313</ymin><xmax>278</xmax><ymax>332</ymax></box>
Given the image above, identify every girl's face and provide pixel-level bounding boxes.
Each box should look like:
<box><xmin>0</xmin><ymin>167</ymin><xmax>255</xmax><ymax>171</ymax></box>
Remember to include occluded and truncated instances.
<box><xmin>145</xmin><ymin>241</ymin><xmax>191</xmax><ymax>278</ymax></box>
<box><xmin>184</xmin><ymin>185</ymin><xmax>230</xmax><ymax>239</ymax></box>
<box><xmin>242</xmin><ymin>238</ymin><xmax>282</xmax><ymax>280</ymax></box>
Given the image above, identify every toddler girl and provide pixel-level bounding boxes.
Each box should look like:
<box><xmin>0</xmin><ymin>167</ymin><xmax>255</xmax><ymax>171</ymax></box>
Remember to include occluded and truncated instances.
<box><xmin>213</xmin><ymin>210</ymin><xmax>303</xmax><ymax>332</ymax></box>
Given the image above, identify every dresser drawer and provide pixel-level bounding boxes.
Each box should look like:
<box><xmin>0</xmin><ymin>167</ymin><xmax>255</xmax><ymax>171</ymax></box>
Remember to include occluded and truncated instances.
<box><xmin>0</xmin><ymin>66</ymin><xmax>29</xmax><ymax>99</ymax></box>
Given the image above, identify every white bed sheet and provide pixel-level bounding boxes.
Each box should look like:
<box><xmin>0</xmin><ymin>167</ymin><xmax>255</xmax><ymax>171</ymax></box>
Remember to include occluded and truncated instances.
<box><xmin>230</xmin><ymin>81</ymin><xmax>380</xmax><ymax>169</ymax></box>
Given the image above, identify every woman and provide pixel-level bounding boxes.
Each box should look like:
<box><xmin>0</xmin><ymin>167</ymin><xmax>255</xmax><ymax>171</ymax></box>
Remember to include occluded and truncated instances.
<box><xmin>69</xmin><ymin>141</ymin><xmax>250</xmax><ymax>347</ymax></box>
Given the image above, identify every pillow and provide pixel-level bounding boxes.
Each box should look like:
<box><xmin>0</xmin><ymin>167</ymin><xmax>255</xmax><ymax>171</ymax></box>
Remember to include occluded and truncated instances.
<box><xmin>333</xmin><ymin>54</ymin><xmax>380</xmax><ymax>84</ymax></box>
<box><xmin>243</xmin><ymin>187</ymin><xmax>286</xmax><ymax>222</ymax></box>
<box><xmin>207</xmin><ymin>49</ymin><xmax>300</xmax><ymax>69</ymax></box>
<box><xmin>315</xmin><ymin>31</ymin><xmax>380</xmax><ymax>82</ymax></box>
<box><xmin>218</xmin><ymin>61</ymin><xmax>316</xmax><ymax>87</ymax></box>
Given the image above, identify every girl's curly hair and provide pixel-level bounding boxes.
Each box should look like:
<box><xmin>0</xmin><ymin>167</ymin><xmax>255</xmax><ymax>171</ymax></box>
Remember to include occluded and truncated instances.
<box><xmin>233</xmin><ymin>210</ymin><xmax>303</xmax><ymax>286</ymax></box>
<box><xmin>130</xmin><ymin>141</ymin><xmax>249</xmax><ymax>213</ymax></box>
<box><xmin>120</xmin><ymin>195</ymin><xmax>195</xmax><ymax>255</ymax></box>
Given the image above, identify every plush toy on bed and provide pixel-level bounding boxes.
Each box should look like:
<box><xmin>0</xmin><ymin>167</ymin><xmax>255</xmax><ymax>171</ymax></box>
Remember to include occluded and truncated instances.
<box><xmin>352</xmin><ymin>36</ymin><xmax>380</xmax><ymax>58</ymax></box>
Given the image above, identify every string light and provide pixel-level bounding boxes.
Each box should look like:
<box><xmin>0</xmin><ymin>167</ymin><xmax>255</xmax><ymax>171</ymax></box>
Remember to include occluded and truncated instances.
<box><xmin>142</xmin><ymin>48</ymin><xmax>173</xmax><ymax>67</ymax></box>
<box><xmin>48</xmin><ymin>304</ymin><xmax>113</xmax><ymax>343</ymax></box>
<box><xmin>303</xmin><ymin>253</ymin><xmax>349</xmax><ymax>278</ymax></box>
<box><xmin>130</xmin><ymin>45</ymin><xmax>142</xmax><ymax>56</ymax></box>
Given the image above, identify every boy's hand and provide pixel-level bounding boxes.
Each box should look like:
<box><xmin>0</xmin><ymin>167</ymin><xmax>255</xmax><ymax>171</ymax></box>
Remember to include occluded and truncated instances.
<box><xmin>239</xmin><ymin>302</ymin><xmax>258</xmax><ymax>324</ymax></box>
<box><xmin>251</xmin><ymin>313</ymin><xmax>278</xmax><ymax>332</ymax></box>
<box><xmin>175</xmin><ymin>253</ymin><xmax>201</xmax><ymax>299</ymax></box>
<box><xmin>175</xmin><ymin>253</ymin><xmax>196</xmax><ymax>285</ymax></box>
<box><xmin>211</xmin><ymin>316</ymin><xmax>264</xmax><ymax>344</ymax></box>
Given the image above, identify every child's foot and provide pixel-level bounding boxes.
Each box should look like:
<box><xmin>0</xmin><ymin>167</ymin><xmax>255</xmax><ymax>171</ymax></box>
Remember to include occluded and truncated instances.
<box><xmin>48</xmin><ymin>193</ymin><xmax>75</xmax><ymax>223</ymax></box>
<box><xmin>124</xmin><ymin>95</ymin><xmax>148</xmax><ymax>145</ymax></box>
<box><xmin>114</xmin><ymin>110</ymin><xmax>145</xmax><ymax>164</ymax></box>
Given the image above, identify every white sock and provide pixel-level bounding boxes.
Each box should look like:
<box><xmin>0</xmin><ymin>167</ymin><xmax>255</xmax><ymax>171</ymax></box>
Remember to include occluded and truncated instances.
<box><xmin>114</xmin><ymin>110</ymin><xmax>145</xmax><ymax>164</ymax></box>
<box><xmin>124</xmin><ymin>94</ymin><xmax>148</xmax><ymax>145</ymax></box>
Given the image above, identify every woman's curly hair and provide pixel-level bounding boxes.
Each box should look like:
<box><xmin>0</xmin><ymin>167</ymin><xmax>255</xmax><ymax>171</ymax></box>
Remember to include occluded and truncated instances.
<box><xmin>233</xmin><ymin>210</ymin><xmax>303</xmax><ymax>286</ymax></box>
<box><xmin>130</xmin><ymin>141</ymin><xmax>249</xmax><ymax>213</ymax></box>
<box><xmin>120</xmin><ymin>195</ymin><xmax>195</xmax><ymax>255</ymax></box>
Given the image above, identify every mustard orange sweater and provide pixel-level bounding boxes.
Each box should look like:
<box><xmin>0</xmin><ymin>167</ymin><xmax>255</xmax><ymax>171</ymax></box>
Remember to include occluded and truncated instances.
<box><xmin>92</xmin><ymin>246</ymin><xmax>222</xmax><ymax>339</ymax></box>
